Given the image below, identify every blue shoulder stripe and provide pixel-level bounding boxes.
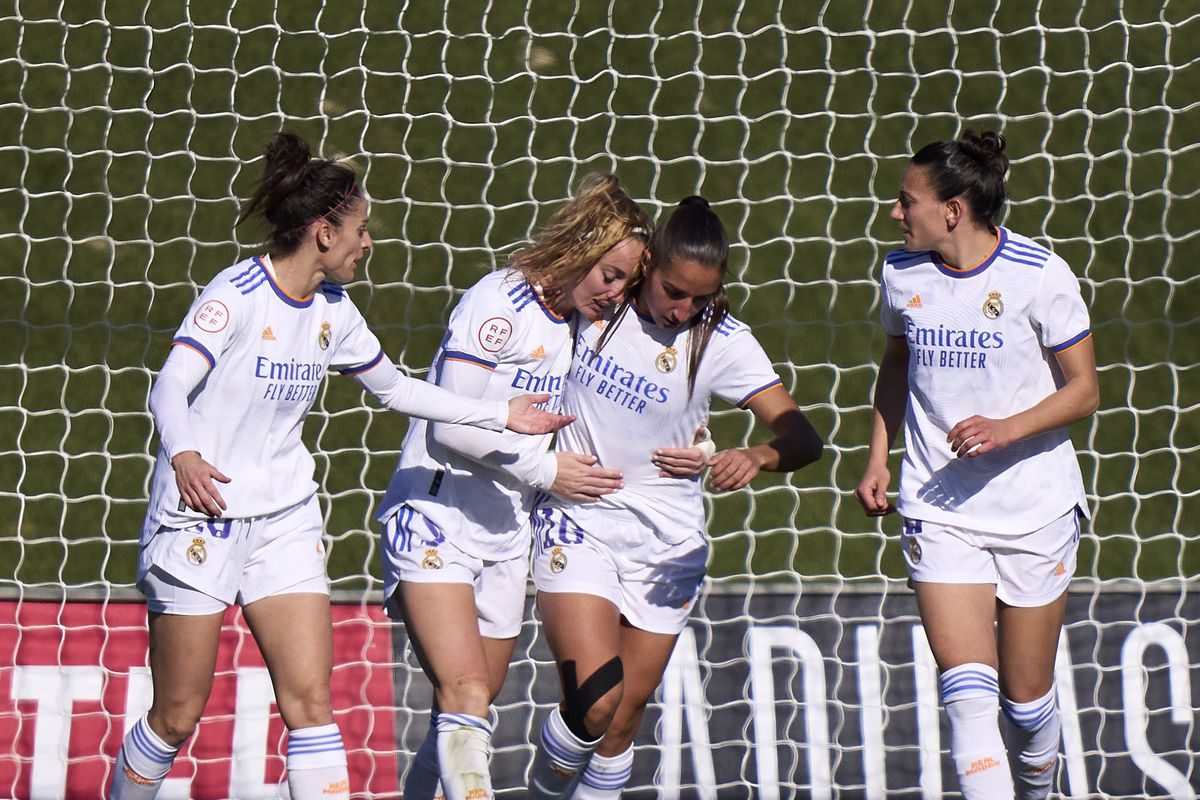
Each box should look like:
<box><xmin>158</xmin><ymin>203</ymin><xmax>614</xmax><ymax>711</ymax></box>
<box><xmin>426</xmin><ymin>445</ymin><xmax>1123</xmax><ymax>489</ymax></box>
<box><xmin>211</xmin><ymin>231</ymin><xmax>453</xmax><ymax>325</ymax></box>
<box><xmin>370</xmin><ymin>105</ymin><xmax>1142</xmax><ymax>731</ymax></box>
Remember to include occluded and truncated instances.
<box><xmin>999</xmin><ymin>246</ymin><xmax>1047</xmax><ymax>268</ymax></box>
<box><xmin>320</xmin><ymin>281</ymin><xmax>346</xmax><ymax>296</ymax></box>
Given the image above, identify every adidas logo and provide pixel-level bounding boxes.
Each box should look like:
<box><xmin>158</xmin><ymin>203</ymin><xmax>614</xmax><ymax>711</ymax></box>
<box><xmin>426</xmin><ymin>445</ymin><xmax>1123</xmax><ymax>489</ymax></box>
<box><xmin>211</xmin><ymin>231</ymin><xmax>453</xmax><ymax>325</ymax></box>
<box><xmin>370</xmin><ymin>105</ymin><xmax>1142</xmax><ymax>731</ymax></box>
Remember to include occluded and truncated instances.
<box><xmin>1052</xmin><ymin>561</ymin><xmax>1067</xmax><ymax>577</ymax></box>
<box><xmin>261</xmin><ymin>326</ymin><xmax>276</xmax><ymax>341</ymax></box>
<box><xmin>529</xmin><ymin>344</ymin><xmax>546</xmax><ymax>359</ymax></box>
<box><xmin>906</xmin><ymin>295</ymin><xmax>923</xmax><ymax>309</ymax></box>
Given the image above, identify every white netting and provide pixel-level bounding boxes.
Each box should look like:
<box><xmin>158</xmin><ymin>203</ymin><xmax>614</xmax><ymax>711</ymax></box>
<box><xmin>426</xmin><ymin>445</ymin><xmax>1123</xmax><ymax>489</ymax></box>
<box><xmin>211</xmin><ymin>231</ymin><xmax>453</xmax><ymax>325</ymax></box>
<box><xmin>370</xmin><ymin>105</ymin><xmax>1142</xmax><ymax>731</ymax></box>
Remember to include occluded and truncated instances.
<box><xmin>1</xmin><ymin>1</ymin><xmax>1197</xmax><ymax>797</ymax></box>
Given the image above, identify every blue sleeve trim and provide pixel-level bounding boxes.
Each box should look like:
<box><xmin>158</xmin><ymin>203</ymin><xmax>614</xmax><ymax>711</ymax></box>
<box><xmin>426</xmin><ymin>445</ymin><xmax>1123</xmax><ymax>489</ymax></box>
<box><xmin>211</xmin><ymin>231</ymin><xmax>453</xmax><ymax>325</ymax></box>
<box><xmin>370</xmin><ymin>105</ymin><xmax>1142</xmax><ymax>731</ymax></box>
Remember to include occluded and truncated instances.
<box><xmin>1050</xmin><ymin>330</ymin><xmax>1092</xmax><ymax>353</ymax></box>
<box><xmin>441</xmin><ymin>349</ymin><xmax>498</xmax><ymax>370</ymax></box>
<box><xmin>737</xmin><ymin>378</ymin><xmax>783</xmax><ymax>408</ymax></box>
<box><xmin>172</xmin><ymin>337</ymin><xmax>216</xmax><ymax>369</ymax></box>
<box><xmin>339</xmin><ymin>349</ymin><xmax>385</xmax><ymax>376</ymax></box>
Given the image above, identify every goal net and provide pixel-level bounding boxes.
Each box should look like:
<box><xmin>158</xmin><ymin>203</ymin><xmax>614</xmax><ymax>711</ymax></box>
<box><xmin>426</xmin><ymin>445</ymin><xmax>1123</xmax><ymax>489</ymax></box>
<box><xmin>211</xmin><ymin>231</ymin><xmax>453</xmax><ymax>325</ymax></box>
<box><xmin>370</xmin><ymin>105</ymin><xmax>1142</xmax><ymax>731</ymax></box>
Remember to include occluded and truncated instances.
<box><xmin>2</xmin><ymin>1</ymin><xmax>1196</xmax><ymax>797</ymax></box>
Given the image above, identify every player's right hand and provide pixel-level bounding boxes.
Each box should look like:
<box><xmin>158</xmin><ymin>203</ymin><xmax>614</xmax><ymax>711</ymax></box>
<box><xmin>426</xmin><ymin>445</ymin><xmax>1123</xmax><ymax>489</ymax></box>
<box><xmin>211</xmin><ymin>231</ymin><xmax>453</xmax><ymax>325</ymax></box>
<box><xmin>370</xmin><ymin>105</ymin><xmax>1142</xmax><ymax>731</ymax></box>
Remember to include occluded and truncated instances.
<box><xmin>506</xmin><ymin>393</ymin><xmax>574</xmax><ymax>435</ymax></box>
<box><xmin>171</xmin><ymin>450</ymin><xmax>231</xmax><ymax>517</ymax></box>
<box><xmin>551</xmin><ymin>452</ymin><xmax>623</xmax><ymax>502</ymax></box>
<box><xmin>854</xmin><ymin>465</ymin><xmax>895</xmax><ymax>517</ymax></box>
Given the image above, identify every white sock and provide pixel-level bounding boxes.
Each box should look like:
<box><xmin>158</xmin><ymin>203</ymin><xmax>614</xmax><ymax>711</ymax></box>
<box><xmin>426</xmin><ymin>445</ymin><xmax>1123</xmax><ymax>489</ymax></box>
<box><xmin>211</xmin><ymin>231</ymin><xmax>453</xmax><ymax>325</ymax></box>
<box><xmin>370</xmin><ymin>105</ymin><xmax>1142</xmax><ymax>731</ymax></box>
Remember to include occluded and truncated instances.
<box><xmin>109</xmin><ymin>714</ymin><xmax>181</xmax><ymax>800</ymax></box>
<box><xmin>405</xmin><ymin>718</ymin><xmax>445</xmax><ymax>800</ymax></box>
<box><xmin>286</xmin><ymin>723</ymin><xmax>349</xmax><ymax>800</ymax></box>
<box><xmin>1003</xmin><ymin>688</ymin><xmax>1060</xmax><ymax>800</ymax></box>
<box><xmin>940</xmin><ymin>664</ymin><xmax>1014</xmax><ymax>800</ymax></box>
<box><xmin>436</xmin><ymin>713</ymin><xmax>494</xmax><ymax>800</ymax></box>
<box><xmin>574</xmin><ymin>746</ymin><xmax>634</xmax><ymax>799</ymax></box>
<box><xmin>528</xmin><ymin>707</ymin><xmax>601</xmax><ymax>799</ymax></box>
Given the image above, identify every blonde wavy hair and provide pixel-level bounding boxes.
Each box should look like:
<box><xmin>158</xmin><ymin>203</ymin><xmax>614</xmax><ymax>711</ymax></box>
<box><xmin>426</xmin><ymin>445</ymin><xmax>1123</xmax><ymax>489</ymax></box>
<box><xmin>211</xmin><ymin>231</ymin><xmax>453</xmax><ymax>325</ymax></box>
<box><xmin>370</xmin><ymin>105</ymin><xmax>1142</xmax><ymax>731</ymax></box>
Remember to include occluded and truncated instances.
<box><xmin>508</xmin><ymin>174</ymin><xmax>651</xmax><ymax>290</ymax></box>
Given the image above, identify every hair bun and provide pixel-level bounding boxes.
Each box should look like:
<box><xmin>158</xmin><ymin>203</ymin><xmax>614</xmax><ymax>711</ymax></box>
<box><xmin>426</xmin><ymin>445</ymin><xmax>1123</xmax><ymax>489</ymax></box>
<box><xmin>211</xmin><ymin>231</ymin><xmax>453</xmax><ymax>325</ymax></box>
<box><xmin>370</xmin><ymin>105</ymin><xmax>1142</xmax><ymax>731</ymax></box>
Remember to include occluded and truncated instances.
<box><xmin>679</xmin><ymin>195</ymin><xmax>710</xmax><ymax>209</ymax></box>
<box><xmin>959</xmin><ymin>130</ymin><xmax>1009</xmax><ymax>176</ymax></box>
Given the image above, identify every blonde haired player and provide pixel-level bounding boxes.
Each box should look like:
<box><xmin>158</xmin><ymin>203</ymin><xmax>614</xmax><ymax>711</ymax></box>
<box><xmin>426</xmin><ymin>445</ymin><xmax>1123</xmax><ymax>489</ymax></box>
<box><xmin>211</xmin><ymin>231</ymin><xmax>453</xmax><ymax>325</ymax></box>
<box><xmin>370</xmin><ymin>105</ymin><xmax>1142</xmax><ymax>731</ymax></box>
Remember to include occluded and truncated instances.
<box><xmin>526</xmin><ymin>196</ymin><xmax>823</xmax><ymax>799</ymax></box>
<box><xmin>109</xmin><ymin>132</ymin><xmax>568</xmax><ymax>800</ymax></box>
<box><xmin>377</xmin><ymin>174</ymin><xmax>652</xmax><ymax>800</ymax></box>
<box><xmin>856</xmin><ymin>130</ymin><xmax>1099</xmax><ymax>799</ymax></box>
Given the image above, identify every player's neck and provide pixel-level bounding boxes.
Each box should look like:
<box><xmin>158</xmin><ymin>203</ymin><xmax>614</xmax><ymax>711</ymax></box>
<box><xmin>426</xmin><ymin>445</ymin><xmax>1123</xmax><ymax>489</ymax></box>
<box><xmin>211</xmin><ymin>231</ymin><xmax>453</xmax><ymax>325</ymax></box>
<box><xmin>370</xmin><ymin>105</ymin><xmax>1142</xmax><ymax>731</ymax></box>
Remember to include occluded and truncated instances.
<box><xmin>937</xmin><ymin>226</ymin><xmax>999</xmax><ymax>271</ymax></box>
<box><xmin>267</xmin><ymin>253</ymin><xmax>321</xmax><ymax>298</ymax></box>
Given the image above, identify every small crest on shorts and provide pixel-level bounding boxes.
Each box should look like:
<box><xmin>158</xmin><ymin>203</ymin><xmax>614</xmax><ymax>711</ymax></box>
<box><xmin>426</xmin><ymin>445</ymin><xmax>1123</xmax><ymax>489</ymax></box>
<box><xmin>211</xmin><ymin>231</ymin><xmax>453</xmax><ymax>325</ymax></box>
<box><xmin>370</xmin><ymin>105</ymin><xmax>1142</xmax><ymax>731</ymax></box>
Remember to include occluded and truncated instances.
<box><xmin>907</xmin><ymin>537</ymin><xmax>922</xmax><ymax>565</ymax></box>
<box><xmin>655</xmin><ymin>345</ymin><xmax>677</xmax><ymax>374</ymax></box>
<box><xmin>549</xmin><ymin>546</ymin><xmax>567</xmax><ymax>574</ymax></box>
<box><xmin>186</xmin><ymin>537</ymin><xmax>207</xmax><ymax>566</ymax></box>
<box><xmin>982</xmin><ymin>291</ymin><xmax>1004</xmax><ymax>320</ymax></box>
<box><xmin>318</xmin><ymin>321</ymin><xmax>332</xmax><ymax>350</ymax></box>
<box><xmin>421</xmin><ymin>548</ymin><xmax>444</xmax><ymax>570</ymax></box>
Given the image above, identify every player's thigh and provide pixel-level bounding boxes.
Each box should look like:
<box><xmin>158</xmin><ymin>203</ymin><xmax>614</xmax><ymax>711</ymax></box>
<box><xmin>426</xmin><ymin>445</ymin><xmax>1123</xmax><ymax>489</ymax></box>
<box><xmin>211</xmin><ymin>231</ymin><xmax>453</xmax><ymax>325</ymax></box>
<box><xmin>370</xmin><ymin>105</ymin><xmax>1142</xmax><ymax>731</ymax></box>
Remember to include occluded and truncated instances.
<box><xmin>912</xmin><ymin>582</ymin><xmax>1000</xmax><ymax>671</ymax></box>
<box><xmin>146</xmin><ymin>609</ymin><xmax>224</xmax><ymax>734</ymax></box>
<box><xmin>614</xmin><ymin>622</ymin><xmax>679</xmax><ymax>709</ymax></box>
<box><xmin>242</xmin><ymin>591</ymin><xmax>334</xmax><ymax>728</ymax></box>
<box><xmin>996</xmin><ymin>592</ymin><xmax>1067</xmax><ymax>701</ymax></box>
<box><xmin>481</xmin><ymin>635</ymin><xmax>519</xmax><ymax>701</ymax></box>
<box><xmin>397</xmin><ymin>580</ymin><xmax>490</xmax><ymax>690</ymax></box>
<box><xmin>537</xmin><ymin>590</ymin><xmax>623</xmax><ymax>676</ymax></box>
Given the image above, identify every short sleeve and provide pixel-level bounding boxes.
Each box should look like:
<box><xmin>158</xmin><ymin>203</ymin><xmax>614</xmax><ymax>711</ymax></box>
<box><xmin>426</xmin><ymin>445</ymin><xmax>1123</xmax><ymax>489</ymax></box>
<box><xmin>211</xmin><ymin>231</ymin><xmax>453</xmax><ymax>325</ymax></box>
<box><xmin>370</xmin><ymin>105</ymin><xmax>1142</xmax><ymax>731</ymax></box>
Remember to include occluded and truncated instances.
<box><xmin>324</xmin><ymin>288</ymin><xmax>385</xmax><ymax>375</ymax></box>
<box><xmin>1031</xmin><ymin>256</ymin><xmax>1091</xmax><ymax>353</ymax></box>
<box><xmin>440</xmin><ymin>274</ymin><xmax>522</xmax><ymax>371</ymax></box>
<box><xmin>171</xmin><ymin>281</ymin><xmax>246</xmax><ymax>369</ymax></box>
<box><xmin>879</xmin><ymin>263</ymin><xmax>905</xmax><ymax>337</ymax></box>
<box><xmin>707</xmin><ymin>320</ymin><xmax>784</xmax><ymax>409</ymax></box>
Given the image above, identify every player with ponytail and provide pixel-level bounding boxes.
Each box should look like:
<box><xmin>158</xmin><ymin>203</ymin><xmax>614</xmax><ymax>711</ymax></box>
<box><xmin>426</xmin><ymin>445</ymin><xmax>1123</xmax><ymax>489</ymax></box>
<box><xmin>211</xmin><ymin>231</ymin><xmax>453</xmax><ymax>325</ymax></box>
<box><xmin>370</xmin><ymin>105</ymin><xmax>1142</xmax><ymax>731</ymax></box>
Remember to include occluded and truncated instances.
<box><xmin>856</xmin><ymin>130</ymin><xmax>1099</xmax><ymax>798</ymax></box>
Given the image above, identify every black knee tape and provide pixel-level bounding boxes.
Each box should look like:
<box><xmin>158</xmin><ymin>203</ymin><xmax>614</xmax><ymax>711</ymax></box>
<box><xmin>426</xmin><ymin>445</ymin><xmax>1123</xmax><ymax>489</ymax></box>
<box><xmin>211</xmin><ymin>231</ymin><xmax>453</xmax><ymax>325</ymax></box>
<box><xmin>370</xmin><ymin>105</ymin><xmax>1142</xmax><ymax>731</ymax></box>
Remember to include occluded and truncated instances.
<box><xmin>560</xmin><ymin>656</ymin><xmax>623</xmax><ymax>741</ymax></box>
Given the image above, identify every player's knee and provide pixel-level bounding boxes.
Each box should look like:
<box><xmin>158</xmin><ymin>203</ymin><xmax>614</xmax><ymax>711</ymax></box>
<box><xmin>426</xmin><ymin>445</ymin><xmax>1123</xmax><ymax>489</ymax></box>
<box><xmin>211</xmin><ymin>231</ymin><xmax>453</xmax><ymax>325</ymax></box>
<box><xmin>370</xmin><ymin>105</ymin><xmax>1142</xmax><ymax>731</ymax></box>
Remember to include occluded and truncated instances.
<box><xmin>275</xmin><ymin>683</ymin><xmax>333</xmax><ymax>730</ymax></box>
<box><xmin>561</xmin><ymin>656</ymin><xmax>624</xmax><ymax>740</ymax></box>
<box><xmin>436</xmin><ymin>676</ymin><xmax>492</xmax><ymax>718</ymax></box>
<box><xmin>147</xmin><ymin>704</ymin><xmax>202</xmax><ymax>746</ymax></box>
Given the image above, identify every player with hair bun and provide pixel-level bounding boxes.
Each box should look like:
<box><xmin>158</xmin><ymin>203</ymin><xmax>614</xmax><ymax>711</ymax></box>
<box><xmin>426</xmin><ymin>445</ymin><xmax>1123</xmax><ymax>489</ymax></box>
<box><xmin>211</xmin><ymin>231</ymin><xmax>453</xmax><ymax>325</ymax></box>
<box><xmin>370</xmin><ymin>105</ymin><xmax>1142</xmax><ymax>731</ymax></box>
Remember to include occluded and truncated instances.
<box><xmin>856</xmin><ymin>129</ymin><xmax>1099</xmax><ymax>798</ymax></box>
<box><xmin>109</xmin><ymin>131</ymin><xmax>569</xmax><ymax>800</ymax></box>
<box><xmin>525</xmin><ymin>196</ymin><xmax>823</xmax><ymax>799</ymax></box>
<box><xmin>378</xmin><ymin>174</ymin><xmax>651</xmax><ymax>800</ymax></box>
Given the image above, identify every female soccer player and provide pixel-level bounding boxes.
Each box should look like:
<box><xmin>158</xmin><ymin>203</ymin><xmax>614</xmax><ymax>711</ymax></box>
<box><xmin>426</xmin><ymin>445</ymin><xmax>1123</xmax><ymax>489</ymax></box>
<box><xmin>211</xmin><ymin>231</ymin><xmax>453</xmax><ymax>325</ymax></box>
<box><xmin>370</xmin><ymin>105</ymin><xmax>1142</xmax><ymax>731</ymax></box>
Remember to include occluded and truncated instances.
<box><xmin>109</xmin><ymin>132</ymin><xmax>569</xmax><ymax>800</ymax></box>
<box><xmin>525</xmin><ymin>196</ymin><xmax>823</xmax><ymax>799</ymax></box>
<box><xmin>376</xmin><ymin>174</ymin><xmax>652</xmax><ymax>800</ymax></box>
<box><xmin>855</xmin><ymin>130</ymin><xmax>1099</xmax><ymax>799</ymax></box>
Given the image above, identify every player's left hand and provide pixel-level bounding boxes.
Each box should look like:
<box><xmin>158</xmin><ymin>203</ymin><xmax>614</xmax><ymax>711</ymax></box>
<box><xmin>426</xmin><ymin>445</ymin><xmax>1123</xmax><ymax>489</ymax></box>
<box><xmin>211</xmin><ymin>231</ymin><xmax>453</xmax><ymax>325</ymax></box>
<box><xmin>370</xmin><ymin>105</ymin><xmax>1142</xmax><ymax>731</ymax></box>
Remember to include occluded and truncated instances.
<box><xmin>506</xmin><ymin>393</ymin><xmax>574</xmax><ymax>434</ymax></box>
<box><xmin>947</xmin><ymin>415</ymin><xmax>1016</xmax><ymax>457</ymax></box>
<box><xmin>706</xmin><ymin>448</ymin><xmax>764</xmax><ymax>492</ymax></box>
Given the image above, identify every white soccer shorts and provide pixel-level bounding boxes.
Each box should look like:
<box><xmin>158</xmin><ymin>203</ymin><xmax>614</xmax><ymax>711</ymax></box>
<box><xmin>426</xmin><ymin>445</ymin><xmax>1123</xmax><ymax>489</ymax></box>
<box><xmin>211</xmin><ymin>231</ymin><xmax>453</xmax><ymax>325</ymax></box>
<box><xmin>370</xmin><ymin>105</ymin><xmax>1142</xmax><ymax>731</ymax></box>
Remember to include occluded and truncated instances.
<box><xmin>531</xmin><ymin>503</ymin><xmax>708</xmax><ymax>635</ymax></box>
<box><xmin>900</xmin><ymin>507</ymin><xmax>1081</xmax><ymax>607</ymax></box>
<box><xmin>138</xmin><ymin>494</ymin><xmax>328</xmax><ymax>615</ymax></box>
<box><xmin>380</xmin><ymin>504</ymin><xmax>528</xmax><ymax>639</ymax></box>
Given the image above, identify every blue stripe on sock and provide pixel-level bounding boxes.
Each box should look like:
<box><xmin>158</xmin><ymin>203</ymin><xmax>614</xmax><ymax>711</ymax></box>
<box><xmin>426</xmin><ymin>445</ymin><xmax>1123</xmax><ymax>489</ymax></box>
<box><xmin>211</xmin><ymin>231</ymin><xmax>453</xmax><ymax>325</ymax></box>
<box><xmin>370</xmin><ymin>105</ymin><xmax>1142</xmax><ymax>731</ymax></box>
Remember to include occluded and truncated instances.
<box><xmin>129</xmin><ymin>722</ymin><xmax>177</xmax><ymax>765</ymax></box>
<box><xmin>437</xmin><ymin>713</ymin><xmax>493</xmax><ymax>735</ymax></box>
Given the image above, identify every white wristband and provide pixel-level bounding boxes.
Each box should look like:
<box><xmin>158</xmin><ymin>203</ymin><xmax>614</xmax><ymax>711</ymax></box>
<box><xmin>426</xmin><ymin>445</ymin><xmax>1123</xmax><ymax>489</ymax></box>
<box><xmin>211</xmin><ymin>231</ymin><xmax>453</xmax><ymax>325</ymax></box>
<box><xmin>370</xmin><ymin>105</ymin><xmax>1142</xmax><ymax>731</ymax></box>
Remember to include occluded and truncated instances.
<box><xmin>695</xmin><ymin>439</ymin><xmax>717</xmax><ymax>461</ymax></box>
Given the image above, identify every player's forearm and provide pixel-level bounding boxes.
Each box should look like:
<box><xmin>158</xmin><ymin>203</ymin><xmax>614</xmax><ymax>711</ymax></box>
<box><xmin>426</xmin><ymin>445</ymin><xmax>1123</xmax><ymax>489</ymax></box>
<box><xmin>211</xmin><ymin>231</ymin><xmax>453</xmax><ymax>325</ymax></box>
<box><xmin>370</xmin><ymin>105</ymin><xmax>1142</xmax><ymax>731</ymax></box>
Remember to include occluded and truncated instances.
<box><xmin>1004</xmin><ymin>374</ymin><xmax>1100</xmax><ymax>443</ymax></box>
<box><xmin>867</xmin><ymin>347</ymin><xmax>909</xmax><ymax>466</ymax></box>
<box><xmin>150</xmin><ymin>346</ymin><xmax>210</xmax><ymax>461</ymax></box>
<box><xmin>430</xmin><ymin>423</ymin><xmax>557</xmax><ymax>489</ymax></box>
<box><xmin>357</xmin><ymin>365</ymin><xmax>508</xmax><ymax>431</ymax></box>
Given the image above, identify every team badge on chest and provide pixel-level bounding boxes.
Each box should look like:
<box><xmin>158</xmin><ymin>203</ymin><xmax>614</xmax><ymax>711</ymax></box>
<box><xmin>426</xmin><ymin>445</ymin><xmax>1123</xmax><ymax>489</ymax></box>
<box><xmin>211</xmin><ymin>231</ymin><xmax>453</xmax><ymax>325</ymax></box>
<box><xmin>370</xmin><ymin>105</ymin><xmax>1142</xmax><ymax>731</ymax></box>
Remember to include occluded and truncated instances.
<box><xmin>549</xmin><ymin>546</ymin><xmax>568</xmax><ymax>574</ymax></box>
<box><xmin>318</xmin><ymin>321</ymin><xmax>332</xmax><ymax>350</ymax></box>
<box><xmin>186</xmin><ymin>537</ymin><xmax>208</xmax><ymax>566</ymax></box>
<box><xmin>982</xmin><ymin>291</ymin><xmax>1004</xmax><ymax>320</ymax></box>
<box><xmin>655</xmin><ymin>345</ymin><xmax>678</xmax><ymax>374</ymax></box>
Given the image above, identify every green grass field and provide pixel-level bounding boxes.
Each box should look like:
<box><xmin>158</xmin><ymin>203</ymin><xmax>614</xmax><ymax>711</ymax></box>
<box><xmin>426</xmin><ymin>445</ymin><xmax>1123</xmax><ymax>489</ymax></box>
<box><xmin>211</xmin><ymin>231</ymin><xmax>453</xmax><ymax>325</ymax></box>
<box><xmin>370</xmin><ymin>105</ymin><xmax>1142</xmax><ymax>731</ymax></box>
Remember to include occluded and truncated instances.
<box><xmin>1</xmin><ymin>0</ymin><xmax>1196</xmax><ymax>593</ymax></box>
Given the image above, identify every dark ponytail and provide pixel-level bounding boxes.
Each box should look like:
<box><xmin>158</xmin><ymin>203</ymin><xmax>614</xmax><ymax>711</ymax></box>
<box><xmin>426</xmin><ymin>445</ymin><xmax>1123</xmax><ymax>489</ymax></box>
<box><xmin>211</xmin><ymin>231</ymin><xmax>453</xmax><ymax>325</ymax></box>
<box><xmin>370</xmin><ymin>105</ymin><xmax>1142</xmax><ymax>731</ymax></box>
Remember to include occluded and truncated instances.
<box><xmin>912</xmin><ymin>129</ymin><xmax>1009</xmax><ymax>227</ymax></box>
<box><xmin>600</xmin><ymin>195</ymin><xmax>729</xmax><ymax>398</ymax></box>
<box><xmin>238</xmin><ymin>131</ymin><xmax>360</xmax><ymax>256</ymax></box>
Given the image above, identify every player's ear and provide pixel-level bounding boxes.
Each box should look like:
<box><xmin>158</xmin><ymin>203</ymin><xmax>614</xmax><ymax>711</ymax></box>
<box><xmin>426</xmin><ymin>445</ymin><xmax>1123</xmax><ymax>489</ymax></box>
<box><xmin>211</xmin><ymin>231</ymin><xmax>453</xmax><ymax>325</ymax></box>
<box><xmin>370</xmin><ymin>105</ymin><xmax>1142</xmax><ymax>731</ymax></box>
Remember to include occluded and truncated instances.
<box><xmin>313</xmin><ymin>219</ymin><xmax>334</xmax><ymax>251</ymax></box>
<box><xmin>944</xmin><ymin>197</ymin><xmax>964</xmax><ymax>230</ymax></box>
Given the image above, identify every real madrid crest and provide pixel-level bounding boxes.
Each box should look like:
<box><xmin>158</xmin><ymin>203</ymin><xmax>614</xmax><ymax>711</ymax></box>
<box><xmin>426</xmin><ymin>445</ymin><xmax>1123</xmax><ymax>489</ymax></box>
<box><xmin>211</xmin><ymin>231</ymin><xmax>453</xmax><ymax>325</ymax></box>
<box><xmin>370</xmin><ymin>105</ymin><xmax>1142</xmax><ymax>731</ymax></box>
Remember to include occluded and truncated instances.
<box><xmin>186</xmin><ymin>537</ymin><xmax>207</xmax><ymax>566</ymax></box>
<box><xmin>982</xmin><ymin>291</ymin><xmax>1004</xmax><ymax>320</ymax></box>
<box><xmin>655</xmin><ymin>345</ymin><xmax>677</xmax><ymax>374</ymax></box>
<box><xmin>318</xmin><ymin>321</ymin><xmax>332</xmax><ymax>350</ymax></box>
<box><xmin>549</xmin><ymin>546</ymin><xmax>568</xmax><ymax>574</ymax></box>
<box><xmin>421</xmin><ymin>548</ymin><xmax>444</xmax><ymax>570</ymax></box>
<box><xmin>907</xmin><ymin>537</ymin><xmax>922</xmax><ymax>565</ymax></box>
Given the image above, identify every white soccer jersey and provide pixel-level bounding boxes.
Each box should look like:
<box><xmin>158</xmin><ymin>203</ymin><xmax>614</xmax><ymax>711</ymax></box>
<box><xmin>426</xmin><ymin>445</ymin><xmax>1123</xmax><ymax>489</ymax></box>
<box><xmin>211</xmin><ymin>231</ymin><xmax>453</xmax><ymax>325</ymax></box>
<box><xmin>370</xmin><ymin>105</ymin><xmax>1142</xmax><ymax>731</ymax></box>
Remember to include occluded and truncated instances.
<box><xmin>141</xmin><ymin>255</ymin><xmax>383</xmax><ymax>541</ymax></box>
<box><xmin>376</xmin><ymin>268</ymin><xmax>572</xmax><ymax>560</ymax></box>
<box><xmin>548</xmin><ymin>303</ymin><xmax>782</xmax><ymax>543</ymax></box>
<box><xmin>879</xmin><ymin>226</ymin><xmax>1092</xmax><ymax>535</ymax></box>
